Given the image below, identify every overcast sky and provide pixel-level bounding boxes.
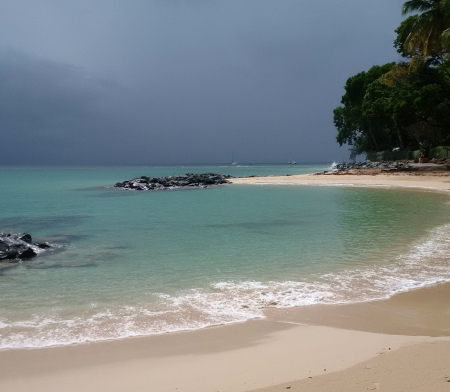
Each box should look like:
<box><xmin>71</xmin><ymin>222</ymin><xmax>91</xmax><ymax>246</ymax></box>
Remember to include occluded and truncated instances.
<box><xmin>0</xmin><ymin>0</ymin><xmax>405</xmax><ymax>165</ymax></box>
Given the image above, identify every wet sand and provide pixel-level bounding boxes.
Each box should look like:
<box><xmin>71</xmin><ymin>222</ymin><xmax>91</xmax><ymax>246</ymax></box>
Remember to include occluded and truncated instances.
<box><xmin>252</xmin><ymin>282</ymin><xmax>450</xmax><ymax>391</ymax></box>
<box><xmin>1</xmin><ymin>282</ymin><xmax>449</xmax><ymax>392</ymax></box>
<box><xmin>0</xmin><ymin>319</ymin><xmax>440</xmax><ymax>392</ymax></box>
<box><xmin>264</xmin><ymin>282</ymin><xmax>450</xmax><ymax>337</ymax></box>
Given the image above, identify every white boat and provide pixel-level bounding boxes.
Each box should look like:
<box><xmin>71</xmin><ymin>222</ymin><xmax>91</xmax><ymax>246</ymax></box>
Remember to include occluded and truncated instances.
<box><xmin>231</xmin><ymin>152</ymin><xmax>237</xmax><ymax>165</ymax></box>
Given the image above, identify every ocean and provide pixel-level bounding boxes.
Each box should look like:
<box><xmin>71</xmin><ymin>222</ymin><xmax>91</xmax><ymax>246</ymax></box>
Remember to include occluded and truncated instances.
<box><xmin>1</xmin><ymin>164</ymin><xmax>450</xmax><ymax>349</ymax></box>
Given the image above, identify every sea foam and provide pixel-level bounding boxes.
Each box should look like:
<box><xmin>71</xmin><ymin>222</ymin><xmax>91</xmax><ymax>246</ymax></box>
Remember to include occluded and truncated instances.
<box><xmin>1</xmin><ymin>222</ymin><xmax>450</xmax><ymax>350</ymax></box>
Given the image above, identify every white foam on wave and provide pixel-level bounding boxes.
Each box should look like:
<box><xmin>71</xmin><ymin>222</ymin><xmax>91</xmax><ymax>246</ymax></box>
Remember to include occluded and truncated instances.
<box><xmin>1</xmin><ymin>223</ymin><xmax>450</xmax><ymax>350</ymax></box>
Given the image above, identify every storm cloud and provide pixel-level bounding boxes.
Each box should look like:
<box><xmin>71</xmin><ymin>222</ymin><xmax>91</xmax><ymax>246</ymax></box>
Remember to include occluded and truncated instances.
<box><xmin>0</xmin><ymin>1</ymin><xmax>405</xmax><ymax>165</ymax></box>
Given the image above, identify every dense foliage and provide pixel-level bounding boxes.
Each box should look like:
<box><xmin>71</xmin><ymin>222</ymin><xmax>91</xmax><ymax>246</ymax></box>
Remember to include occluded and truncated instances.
<box><xmin>334</xmin><ymin>0</ymin><xmax>450</xmax><ymax>155</ymax></box>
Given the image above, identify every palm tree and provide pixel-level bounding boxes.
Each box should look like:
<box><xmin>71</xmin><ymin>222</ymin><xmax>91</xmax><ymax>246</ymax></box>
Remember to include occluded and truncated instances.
<box><xmin>399</xmin><ymin>0</ymin><xmax>450</xmax><ymax>57</ymax></box>
<box><xmin>442</xmin><ymin>0</ymin><xmax>450</xmax><ymax>45</ymax></box>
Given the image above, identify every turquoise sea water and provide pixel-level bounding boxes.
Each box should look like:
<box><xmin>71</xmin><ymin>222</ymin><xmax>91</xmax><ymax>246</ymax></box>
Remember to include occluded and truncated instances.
<box><xmin>1</xmin><ymin>164</ymin><xmax>450</xmax><ymax>349</ymax></box>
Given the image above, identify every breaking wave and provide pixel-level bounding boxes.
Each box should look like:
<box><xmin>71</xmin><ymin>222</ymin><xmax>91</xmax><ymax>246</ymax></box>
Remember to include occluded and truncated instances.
<box><xmin>1</xmin><ymin>223</ymin><xmax>450</xmax><ymax>349</ymax></box>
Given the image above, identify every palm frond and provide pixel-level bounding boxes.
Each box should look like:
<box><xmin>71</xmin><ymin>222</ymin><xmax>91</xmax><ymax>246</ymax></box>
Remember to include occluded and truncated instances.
<box><xmin>441</xmin><ymin>0</ymin><xmax>450</xmax><ymax>14</ymax></box>
<box><xmin>400</xmin><ymin>0</ymin><xmax>450</xmax><ymax>56</ymax></box>
<box><xmin>442</xmin><ymin>28</ymin><xmax>450</xmax><ymax>46</ymax></box>
<box><xmin>402</xmin><ymin>0</ymin><xmax>437</xmax><ymax>15</ymax></box>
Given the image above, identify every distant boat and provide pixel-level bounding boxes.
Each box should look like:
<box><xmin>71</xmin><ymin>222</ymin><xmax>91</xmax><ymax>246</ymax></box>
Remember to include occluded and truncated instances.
<box><xmin>287</xmin><ymin>159</ymin><xmax>297</xmax><ymax>165</ymax></box>
<box><xmin>231</xmin><ymin>152</ymin><xmax>237</xmax><ymax>165</ymax></box>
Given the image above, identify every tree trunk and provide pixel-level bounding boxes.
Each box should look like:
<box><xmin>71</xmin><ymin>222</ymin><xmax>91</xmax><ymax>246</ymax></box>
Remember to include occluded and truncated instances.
<box><xmin>393</xmin><ymin>117</ymin><xmax>405</xmax><ymax>149</ymax></box>
<box><xmin>368</xmin><ymin>121</ymin><xmax>379</xmax><ymax>151</ymax></box>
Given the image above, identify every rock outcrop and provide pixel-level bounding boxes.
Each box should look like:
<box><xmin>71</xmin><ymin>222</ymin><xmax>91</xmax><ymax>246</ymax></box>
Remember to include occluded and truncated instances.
<box><xmin>330</xmin><ymin>161</ymin><xmax>414</xmax><ymax>173</ymax></box>
<box><xmin>0</xmin><ymin>233</ymin><xmax>51</xmax><ymax>262</ymax></box>
<box><xmin>114</xmin><ymin>173</ymin><xmax>233</xmax><ymax>191</ymax></box>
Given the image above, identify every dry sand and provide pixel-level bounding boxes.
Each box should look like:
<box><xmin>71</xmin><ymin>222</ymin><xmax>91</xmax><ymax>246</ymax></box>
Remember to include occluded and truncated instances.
<box><xmin>229</xmin><ymin>169</ymin><xmax>450</xmax><ymax>193</ymax></box>
<box><xmin>0</xmin><ymin>320</ymin><xmax>443</xmax><ymax>392</ymax></box>
<box><xmin>250</xmin><ymin>340</ymin><xmax>450</xmax><ymax>392</ymax></box>
<box><xmin>1</xmin><ymin>170</ymin><xmax>450</xmax><ymax>392</ymax></box>
<box><xmin>254</xmin><ymin>282</ymin><xmax>450</xmax><ymax>391</ymax></box>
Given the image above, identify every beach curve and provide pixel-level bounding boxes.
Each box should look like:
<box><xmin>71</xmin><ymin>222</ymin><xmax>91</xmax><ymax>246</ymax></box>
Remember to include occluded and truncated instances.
<box><xmin>1</xmin><ymin>169</ymin><xmax>450</xmax><ymax>391</ymax></box>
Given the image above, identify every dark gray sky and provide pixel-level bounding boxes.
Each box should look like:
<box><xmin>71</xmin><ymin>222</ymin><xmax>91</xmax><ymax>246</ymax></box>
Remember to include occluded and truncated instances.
<box><xmin>0</xmin><ymin>0</ymin><xmax>405</xmax><ymax>165</ymax></box>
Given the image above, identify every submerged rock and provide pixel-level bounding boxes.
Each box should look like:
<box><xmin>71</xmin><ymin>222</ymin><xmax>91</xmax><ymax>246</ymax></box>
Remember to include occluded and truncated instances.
<box><xmin>114</xmin><ymin>173</ymin><xmax>233</xmax><ymax>191</ymax></box>
<box><xmin>0</xmin><ymin>232</ymin><xmax>52</xmax><ymax>262</ymax></box>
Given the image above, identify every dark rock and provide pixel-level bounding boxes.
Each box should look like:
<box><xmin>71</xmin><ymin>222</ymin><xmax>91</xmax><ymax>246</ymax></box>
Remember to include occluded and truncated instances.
<box><xmin>0</xmin><ymin>232</ymin><xmax>53</xmax><ymax>262</ymax></box>
<box><xmin>19</xmin><ymin>233</ymin><xmax>32</xmax><ymax>243</ymax></box>
<box><xmin>330</xmin><ymin>161</ymin><xmax>414</xmax><ymax>173</ymax></box>
<box><xmin>0</xmin><ymin>250</ymin><xmax>18</xmax><ymax>260</ymax></box>
<box><xmin>19</xmin><ymin>248</ymin><xmax>37</xmax><ymax>259</ymax></box>
<box><xmin>114</xmin><ymin>173</ymin><xmax>233</xmax><ymax>191</ymax></box>
<box><xmin>36</xmin><ymin>242</ymin><xmax>51</xmax><ymax>249</ymax></box>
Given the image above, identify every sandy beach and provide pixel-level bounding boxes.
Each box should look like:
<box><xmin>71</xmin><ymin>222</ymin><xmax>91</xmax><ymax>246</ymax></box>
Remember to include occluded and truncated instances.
<box><xmin>1</xmin><ymin>170</ymin><xmax>450</xmax><ymax>392</ymax></box>
<box><xmin>1</xmin><ymin>283</ymin><xmax>449</xmax><ymax>392</ymax></box>
<box><xmin>230</xmin><ymin>169</ymin><xmax>450</xmax><ymax>193</ymax></box>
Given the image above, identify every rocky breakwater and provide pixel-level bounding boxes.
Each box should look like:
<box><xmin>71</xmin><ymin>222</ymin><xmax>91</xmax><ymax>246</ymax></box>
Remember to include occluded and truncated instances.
<box><xmin>114</xmin><ymin>173</ymin><xmax>233</xmax><ymax>191</ymax></box>
<box><xmin>0</xmin><ymin>232</ymin><xmax>52</xmax><ymax>263</ymax></box>
<box><xmin>330</xmin><ymin>161</ymin><xmax>413</xmax><ymax>173</ymax></box>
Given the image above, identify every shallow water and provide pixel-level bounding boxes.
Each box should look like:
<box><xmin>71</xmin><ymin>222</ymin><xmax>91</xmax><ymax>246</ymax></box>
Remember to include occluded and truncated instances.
<box><xmin>1</xmin><ymin>164</ymin><xmax>450</xmax><ymax>349</ymax></box>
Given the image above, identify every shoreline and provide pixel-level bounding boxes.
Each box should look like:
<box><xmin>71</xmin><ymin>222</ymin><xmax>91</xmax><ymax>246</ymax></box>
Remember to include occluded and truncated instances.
<box><xmin>229</xmin><ymin>170</ymin><xmax>450</xmax><ymax>193</ymax></box>
<box><xmin>1</xmin><ymin>170</ymin><xmax>450</xmax><ymax>391</ymax></box>
<box><xmin>0</xmin><ymin>314</ymin><xmax>447</xmax><ymax>392</ymax></box>
<box><xmin>1</xmin><ymin>281</ymin><xmax>449</xmax><ymax>391</ymax></box>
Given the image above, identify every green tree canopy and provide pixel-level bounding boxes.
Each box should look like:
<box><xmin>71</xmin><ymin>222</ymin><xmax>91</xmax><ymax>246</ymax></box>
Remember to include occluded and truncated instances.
<box><xmin>334</xmin><ymin>1</ymin><xmax>450</xmax><ymax>156</ymax></box>
<box><xmin>334</xmin><ymin>63</ymin><xmax>396</xmax><ymax>153</ymax></box>
<box><xmin>334</xmin><ymin>60</ymin><xmax>450</xmax><ymax>154</ymax></box>
<box><xmin>364</xmin><ymin>60</ymin><xmax>450</xmax><ymax>147</ymax></box>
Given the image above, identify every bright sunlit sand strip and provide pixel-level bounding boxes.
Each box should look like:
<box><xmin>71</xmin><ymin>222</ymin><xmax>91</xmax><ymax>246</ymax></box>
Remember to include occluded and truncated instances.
<box><xmin>0</xmin><ymin>318</ymin><xmax>447</xmax><ymax>392</ymax></box>
<box><xmin>230</xmin><ymin>172</ymin><xmax>450</xmax><ymax>193</ymax></box>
